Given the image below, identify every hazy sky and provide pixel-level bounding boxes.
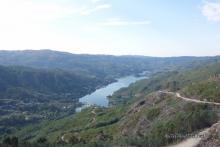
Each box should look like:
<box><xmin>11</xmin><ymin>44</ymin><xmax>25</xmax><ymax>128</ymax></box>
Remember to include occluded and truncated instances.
<box><xmin>0</xmin><ymin>0</ymin><xmax>220</xmax><ymax>56</ymax></box>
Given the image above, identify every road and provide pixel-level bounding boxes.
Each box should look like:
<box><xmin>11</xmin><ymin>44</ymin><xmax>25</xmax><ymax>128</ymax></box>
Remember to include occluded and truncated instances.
<box><xmin>159</xmin><ymin>91</ymin><xmax>220</xmax><ymax>106</ymax></box>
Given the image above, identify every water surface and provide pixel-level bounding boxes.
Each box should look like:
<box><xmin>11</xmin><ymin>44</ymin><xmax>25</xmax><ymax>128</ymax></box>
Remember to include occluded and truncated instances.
<box><xmin>76</xmin><ymin>76</ymin><xmax>146</xmax><ymax>112</ymax></box>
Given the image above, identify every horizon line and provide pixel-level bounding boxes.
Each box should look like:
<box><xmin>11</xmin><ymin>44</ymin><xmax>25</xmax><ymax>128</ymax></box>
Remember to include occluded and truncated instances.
<box><xmin>0</xmin><ymin>49</ymin><xmax>219</xmax><ymax>58</ymax></box>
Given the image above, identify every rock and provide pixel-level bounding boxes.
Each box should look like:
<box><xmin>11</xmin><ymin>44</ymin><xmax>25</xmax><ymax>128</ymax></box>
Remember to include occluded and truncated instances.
<box><xmin>60</xmin><ymin>133</ymin><xmax>82</xmax><ymax>144</ymax></box>
<box><xmin>197</xmin><ymin>121</ymin><xmax>220</xmax><ymax>147</ymax></box>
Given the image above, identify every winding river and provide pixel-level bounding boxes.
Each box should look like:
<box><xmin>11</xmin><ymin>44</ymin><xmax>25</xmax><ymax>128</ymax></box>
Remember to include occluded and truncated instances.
<box><xmin>76</xmin><ymin>75</ymin><xmax>147</xmax><ymax>112</ymax></box>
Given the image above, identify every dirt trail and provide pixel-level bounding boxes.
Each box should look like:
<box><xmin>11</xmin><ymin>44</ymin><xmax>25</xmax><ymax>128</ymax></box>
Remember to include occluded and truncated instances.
<box><xmin>159</xmin><ymin>91</ymin><xmax>220</xmax><ymax>106</ymax></box>
<box><xmin>167</xmin><ymin>129</ymin><xmax>209</xmax><ymax>147</ymax></box>
<box><xmin>91</xmin><ymin>108</ymin><xmax>97</xmax><ymax>123</ymax></box>
<box><xmin>159</xmin><ymin>90</ymin><xmax>220</xmax><ymax>147</ymax></box>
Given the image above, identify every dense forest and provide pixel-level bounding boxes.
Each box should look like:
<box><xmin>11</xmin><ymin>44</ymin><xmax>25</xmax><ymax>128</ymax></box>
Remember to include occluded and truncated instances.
<box><xmin>0</xmin><ymin>65</ymin><xmax>112</xmax><ymax>99</ymax></box>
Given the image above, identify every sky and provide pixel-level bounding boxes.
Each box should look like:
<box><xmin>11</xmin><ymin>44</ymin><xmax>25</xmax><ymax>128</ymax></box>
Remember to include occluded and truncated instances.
<box><xmin>0</xmin><ymin>0</ymin><xmax>220</xmax><ymax>56</ymax></box>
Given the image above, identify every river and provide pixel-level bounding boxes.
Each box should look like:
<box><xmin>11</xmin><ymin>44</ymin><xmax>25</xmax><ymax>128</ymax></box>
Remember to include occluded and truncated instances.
<box><xmin>76</xmin><ymin>75</ymin><xmax>147</xmax><ymax>112</ymax></box>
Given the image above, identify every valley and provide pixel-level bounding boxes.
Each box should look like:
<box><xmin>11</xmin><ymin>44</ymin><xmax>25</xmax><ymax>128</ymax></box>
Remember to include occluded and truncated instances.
<box><xmin>0</xmin><ymin>50</ymin><xmax>220</xmax><ymax>147</ymax></box>
<box><xmin>1</xmin><ymin>0</ymin><xmax>220</xmax><ymax>146</ymax></box>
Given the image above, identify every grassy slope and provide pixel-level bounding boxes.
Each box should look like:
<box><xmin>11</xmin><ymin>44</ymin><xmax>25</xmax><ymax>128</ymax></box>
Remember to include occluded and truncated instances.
<box><xmin>14</xmin><ymin>106</ymin><xmax>125</xmax><ymax>142</ymax></box>
<box><xmin>110</xmin><ymin>62</ymin><xmax>220</xmax><ymax>105</ymax></box>
<box><xmin>13</xmin><ymin>93</ymin><xmax>218</xmax><ymax>147</ymax></box>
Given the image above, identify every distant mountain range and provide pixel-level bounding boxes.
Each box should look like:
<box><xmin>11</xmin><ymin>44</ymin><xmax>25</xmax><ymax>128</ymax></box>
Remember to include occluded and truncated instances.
<box><xmin>0</xmin><ymin>50</ymin><xmax>220</xmax><ymax>77</ymax></box>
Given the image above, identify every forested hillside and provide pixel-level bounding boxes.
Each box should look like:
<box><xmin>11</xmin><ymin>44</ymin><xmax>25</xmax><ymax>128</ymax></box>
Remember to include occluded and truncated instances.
<box><xmin>0</xmin><ymin>65</ymin><xmax>111</xmax><ymax>99</ymax></box>
<box><xmin>0</xmin><ymin>65</ymin><xmax>113</xmax><ymax>137</ymax></box>
<box><xmin>0</xmin><ymin>50</ymin><xmax>220</xmax><ymax>78</ymax></box>
<box><xmin>4</xmin><ymin>60</ymin><xmax>220</xmax><ymax>147</ymax></box>
<box><xmin>110</xmin><ymin>62</ymin><xmax>220</xmax><ymax>105</ymax></box>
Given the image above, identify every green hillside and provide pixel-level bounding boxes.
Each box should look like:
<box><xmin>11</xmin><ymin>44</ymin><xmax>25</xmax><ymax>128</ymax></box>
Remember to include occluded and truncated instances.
<box><xmin>4</xmin><ymin>61</ymin><xmax>220</xmax><ymax>147</ymax></box>
<box><xmin>0</xmin><ymin>65</ymin><xmax>111</xmax><ymax>99</ymax></box>
<box><xmin>110</xmin><ymin>62</ymin><xmax>220</xmax><ymax>105</ymax></box>
<box><xmin>0</xmin><ymin>65</ymin><xmax>113</xmax><ymax>137</ymax></box>
<box><xmin>0</xmin><ymin>50</ymin><xmax>220</xmax><ymax>78</ymax></box>
<box><xmin>9</xmin><ymin>92</ymin><xmax>218</xmax><ymax>147</ymax></box>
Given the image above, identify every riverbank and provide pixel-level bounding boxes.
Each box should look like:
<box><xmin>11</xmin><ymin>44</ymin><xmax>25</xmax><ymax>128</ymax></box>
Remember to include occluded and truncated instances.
<box><xmin>75</xmin><ymin>75</ymin><xmax>147</xmax><ymax>112</ymax></box>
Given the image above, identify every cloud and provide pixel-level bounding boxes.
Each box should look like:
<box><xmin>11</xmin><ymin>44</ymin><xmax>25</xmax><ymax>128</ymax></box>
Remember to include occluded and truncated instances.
<box><xmin>0</xmin><ymin>0</ymin><xmax>111</xmax><ymax>25</ymax></box>
<box><xmin>0</xmin><ymin>0</ymin><xmax>114</xmax><ymax>50</ymax></box>
<box><xmin>91</xmin><ymin>0</ymin><xmax>102</xmax><ymax>3</ymax></box>
<box><xmin>201</xmin><ymin>1</ymin><xmax>220</xmax><ymax>21</ymax></box>
<box><xmin>80</xmin><ymin>4</ymin><xmax>111</xmax><ymax>15</ymax></box>
<box><xmin>0</xmin><ymin>0</ymin><xmax>75</xmax><ymax>25</ymax></box>
<box><xmin>98</xmin><ymin>18</ymin><xmax>151</xmax><ymax>26</ymax></box>
<box><xmin>82</xmin><ymin>25</ymin><xmax>101</xmax><ymax>32</ymax></box>
<box><xmin>0</xmin><ymin>0</ymin><xmax>80</xmax><ymax>50</ymax></box>
<box><xmin>81</xmin><ymin>18</ymin><xmax>151</xmax><ymax>32</ymax></box>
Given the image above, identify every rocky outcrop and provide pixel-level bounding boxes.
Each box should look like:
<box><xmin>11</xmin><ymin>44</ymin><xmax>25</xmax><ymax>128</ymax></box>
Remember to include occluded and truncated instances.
<box><xmin>197</xmin><ymin>121</ymin><xmax>220</xmax><ymax>147</ymax></box>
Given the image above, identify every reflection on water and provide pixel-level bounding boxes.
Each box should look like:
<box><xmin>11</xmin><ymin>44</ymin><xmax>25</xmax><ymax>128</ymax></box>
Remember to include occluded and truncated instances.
<box><xmin>76</xmin><ymin>76</ymin><xmax>146</xmax><ymax>112</ymax></box>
